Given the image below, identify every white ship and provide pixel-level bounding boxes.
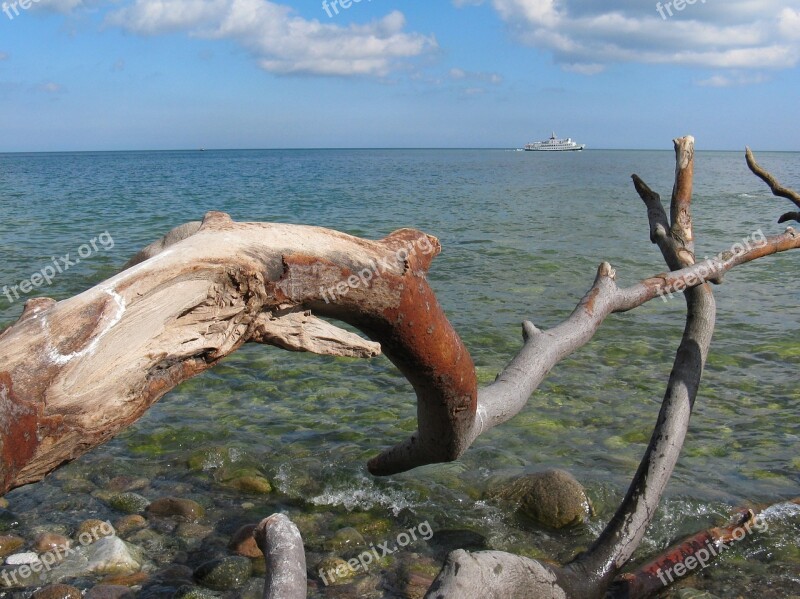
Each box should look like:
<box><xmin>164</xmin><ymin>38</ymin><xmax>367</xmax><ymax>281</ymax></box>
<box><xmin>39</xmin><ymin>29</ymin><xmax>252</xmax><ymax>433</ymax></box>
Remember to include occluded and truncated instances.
<box><xmin>524</xmin><ymin>132</ymin><xmax>585</xmax><ymax>151</ymax></box>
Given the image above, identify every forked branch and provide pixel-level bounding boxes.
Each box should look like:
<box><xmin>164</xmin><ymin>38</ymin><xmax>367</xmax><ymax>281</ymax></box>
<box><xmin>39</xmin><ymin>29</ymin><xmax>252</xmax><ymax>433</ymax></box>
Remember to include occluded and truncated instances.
<box><xmin>746</xmin><ymin>146</ymin><xmax>800</xmax><ymax>223</ymax></box>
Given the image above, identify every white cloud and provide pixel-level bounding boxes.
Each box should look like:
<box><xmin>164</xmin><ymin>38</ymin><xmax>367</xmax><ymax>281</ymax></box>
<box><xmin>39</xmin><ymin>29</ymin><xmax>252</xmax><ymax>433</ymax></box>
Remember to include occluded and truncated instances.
<box><xmin>105</xmin><ymin>0</ymin><xmax>437</xmax><ymax>77</ymax></box>
<box><xmin>448</xmin><ymin>66</ymin><xmax>503</xmax><ymax>83</ymax></box>
<box><xmin>696</xmin><ymin>72</ymin><xmax>770</xmax><ymax>87</ymax></box>
<box><xmin>0</xmin><ymin>53</ymin><xmax>8</xmax><ymax>61</ymax></box>
<box><xmin>454</xmin><ymin>0</ymin><xmax>800</xmax><ymax>75</ymax></box>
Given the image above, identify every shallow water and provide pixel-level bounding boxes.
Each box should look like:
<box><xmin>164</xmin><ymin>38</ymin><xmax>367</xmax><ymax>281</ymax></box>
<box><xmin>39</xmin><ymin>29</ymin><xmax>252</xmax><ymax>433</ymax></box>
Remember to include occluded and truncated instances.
<box><xmin>0</xmin><ymin>149</ymin><xmax>798</xmax><ymax>596</ymax></box>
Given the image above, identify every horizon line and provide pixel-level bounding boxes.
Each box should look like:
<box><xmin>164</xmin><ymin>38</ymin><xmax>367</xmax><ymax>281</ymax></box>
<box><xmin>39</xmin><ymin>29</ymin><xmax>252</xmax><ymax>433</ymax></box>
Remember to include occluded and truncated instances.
<box><xmin>1</xmin><ymin>147</ymin><xmax>797</xmax><ymax>154</ymax></box>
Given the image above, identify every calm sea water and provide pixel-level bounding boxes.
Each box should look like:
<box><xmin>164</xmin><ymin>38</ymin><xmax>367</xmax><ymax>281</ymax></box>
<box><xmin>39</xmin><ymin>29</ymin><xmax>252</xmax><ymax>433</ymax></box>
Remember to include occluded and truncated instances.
<box><xmin>0</xmin><ymin>149</ymin><xmax>798</xmax><ymax>596</ymax></box>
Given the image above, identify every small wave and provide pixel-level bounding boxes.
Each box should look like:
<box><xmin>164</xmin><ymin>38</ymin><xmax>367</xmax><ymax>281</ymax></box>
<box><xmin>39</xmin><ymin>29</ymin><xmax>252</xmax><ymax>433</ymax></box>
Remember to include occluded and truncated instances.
<box><xmin>760</xmin><ymin>501</ymin><xmax>800</xmax><ymax>522</ymax></box>
<box><xmin>310</xmin><ymin>487</ymin><xmax>416</xmax><ymax>515</ymax></box>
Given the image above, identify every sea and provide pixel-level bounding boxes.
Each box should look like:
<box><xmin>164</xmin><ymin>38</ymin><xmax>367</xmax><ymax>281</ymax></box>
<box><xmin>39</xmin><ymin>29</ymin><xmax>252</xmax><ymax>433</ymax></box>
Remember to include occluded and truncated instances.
<box><xmin>0</xmin><ymin>149</ymin><xmax>798</xmax><ymax>597</ymax></box>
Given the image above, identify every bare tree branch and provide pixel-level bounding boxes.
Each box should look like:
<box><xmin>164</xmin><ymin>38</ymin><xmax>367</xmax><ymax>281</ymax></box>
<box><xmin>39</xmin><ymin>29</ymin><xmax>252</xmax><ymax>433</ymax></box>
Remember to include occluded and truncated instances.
<box><xmin>746</xmin><ymin>146</ymin><xmax>800</xmax><ymax>223</ymax></box>
<box><xmin>254</xmin><ymin>514</ymin><xmax>307</xmax><ymax>599</ymax></box>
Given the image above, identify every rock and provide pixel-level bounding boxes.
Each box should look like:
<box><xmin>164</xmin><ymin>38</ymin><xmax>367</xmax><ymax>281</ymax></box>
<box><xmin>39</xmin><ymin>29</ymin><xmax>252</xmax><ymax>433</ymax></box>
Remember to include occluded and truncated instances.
<box><xmin>101</xmin><ymin>571</ymin><xmax>148</xmax><ymax>586</ymax></box>
<box><xmin>193</xmin><ymin>556</ymin><xmax>252</xmax><ymax>591</ymax></box>
<box><xmin>226</xmin><ymin>476</ymin><xmax>272</xmax><ymax>495</ymax></box>
<box><xmin>106</xmin><ymin>493</ymin><xmax>150</xmax><ymax>514</ymax></box>
<box><xmin>106</xmin><ymin>477</ymin><xmax>149</xmax><ymax>493</ymax></box>
<box><xmin>32</xmin><ymin>536</ymin><xmax>144</xmax><ymax>585</ymax></box>
<box><xmin>146</xmin><ymin>497</ymin><xmax>204</xmax><ymax>521</ymax></box>
<box><xmin>34</xmin><ymin>533</ymin><xmax>71</xmax><ymax>554</ymax></box>
<box><xmin>677</xmin><ymin>591</ymin><xmax>723</xmax><ymax>599</ymax></box>
<box><xmin>75</xmin><ymin>520</ymin><xmax>115</xmax><ymax>543</ymax></box>
<box><xmin>0</xmin><ymin>498</ymin><xmax>8</xmax><ymax>509</ymax></box>
<box><xmin>228</xmin><ymin>524</ymin><xmax>262</xmax><ymax>558</ymax></box>
<box><xmin>323</xmin><ymin>527</ymin><xmax>366</xmax><ymax>552</ymax></box>
<box><xmin>113</xmin><ymin>515</ymin><xmax>147</xmax><ymax>537</ymax></box>
<box><xmin>175</xmin><ymin>523</ymin><xmax>213</xmax><ymax>540</ymax></box>
<box><xmin>187</xmin><ymin>446</ymin><xmax>245</xmax><ymax>472</ymax></box>
<box><xmin>316</xmin><ymin>556</ymin><xmax>356</xmax><ymax>585</ymax></box>
<box><xmin>174</xmin><ymin>585</ymin><xmax>220</xmax><ymax>599</ymax></box>
<box><xmin>30</xmin><ymin>583</ymin><xmax>82</xmax><ymax>599</ymax></box>
<box><xmin>0</xmin><ymin>509</ymin><xmax>19</xmax><ymax>532</ymax></box>
<box><xmin>155</xmin><ymin>564</ymin><xmax>194</xmax><ymax>585</ymax></box>
<box><xmin>0</xmin><ymin>535</ymin><xmax>25</xmax><ymax>558</ymax></box>
<box><xmin>5</xmin><ymin>552</ymin><xmax>40</xmax><ymax>565</ymax></box>
<box><xmin>238</xmin><ymin>578</ymin><xmax>265</xmax><ymax>599</ymax></box>
<box><xmin>487</xmin><ymin>469</ymin><xmax>592</xmax><ymax>529</ymax></box>
<box><xmin>84</xmin><ymin>585</ymin><xmax>135</xmax><ymax>599</ymax></box>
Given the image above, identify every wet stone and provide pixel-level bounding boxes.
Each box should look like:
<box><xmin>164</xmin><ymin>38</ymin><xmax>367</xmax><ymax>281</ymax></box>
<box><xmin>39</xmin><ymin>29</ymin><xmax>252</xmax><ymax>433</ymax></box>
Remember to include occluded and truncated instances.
<box><xmin>146</xmin><ymin>498</ymin><xmax>205</xmax><ymax>522</ymax></box>
<box><xmin>84</xmin><ymin>584</ymin><xmax>135</xmax><ymax>599</ymax></box>
<box><xmin>0</xmin><ymin>535</ymin><xmax>25</xmax><ymax>558</ymax></box>
<box><xmin>228</xmin><ymin>524</ymin><xmax>262</xmax><ymax>559</ymax></box>
<box><xmin>106</xmin><ymin>493</ymin><xmax>150</xmax><ymax>515</ymax></box>
<box><xmin>113</xmin><ymin>515</ymin><xmax>147</xmax><ymax>537</ymax></box>
<box><xmin>30</xmin><ymin>583</ymin><xmax>82</xmax><ymax>599</ymax></box>
<box><xmin>193</xmin><ymin>556</ymin><xmax>252</xmax><ymax>591</ymax></box>
<box><xmin>33</xmin><ymin>533</ymin><xmax>71</xmax><ymax>554</ymax></box>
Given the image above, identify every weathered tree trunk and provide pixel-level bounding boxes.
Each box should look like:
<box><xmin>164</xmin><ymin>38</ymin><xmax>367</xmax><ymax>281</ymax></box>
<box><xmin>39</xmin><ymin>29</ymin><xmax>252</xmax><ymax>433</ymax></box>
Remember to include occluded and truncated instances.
<box><xmin>0</xmin><ymin>140</ymin><xmax>797</xmax><ymax>599</ymax></box>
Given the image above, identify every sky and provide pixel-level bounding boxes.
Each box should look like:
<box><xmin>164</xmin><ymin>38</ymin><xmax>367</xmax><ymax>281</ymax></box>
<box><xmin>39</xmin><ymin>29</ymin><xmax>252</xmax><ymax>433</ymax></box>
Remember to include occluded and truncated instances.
<box><xmin>0</xmin><ymin>0</ymin><xmax>799</xmax><ymax>151</ymax></box>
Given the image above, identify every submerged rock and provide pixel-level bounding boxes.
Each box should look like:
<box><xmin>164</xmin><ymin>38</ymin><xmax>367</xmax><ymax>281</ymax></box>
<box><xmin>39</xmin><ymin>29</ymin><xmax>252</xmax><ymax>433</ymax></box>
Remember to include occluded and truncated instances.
<box><xmin>34</xmin><ymin>533</ymin><xmax>71</xmax><ymax>554</ymax></box>
<box><xmin>30</xmin><ymin>583</ymin><xmax>82</xmax><ymax>599</ymax></box>
<box><xmin>0</xmin><ymin>535</ymin><xmax>24</xmax><ymax>558</ymax></box>
<box><xmin>106</xmin><ymin>493</ymin><xmax>150</xmax><ymax>515</ymax></box>
<box><xmin>84</xmin><ymin>584</ymin><xmax>135</xmax><ymax>599</ymax></box>
<box><xmin>5</xmin><ymin>552</ymin><xmax>40</xmax><ymax>565</ymax></box>
<box><xmin>316</xmin><ymin>556</ymin><xmax>356</xmax><ymax>585</ymax></box>
<box><xmin>146</xmin><ymin>497</ymin><xmax>204</xmax><ymax>521</ymax></box>
<box><xmin>113</xmin><ymin>515</ymin><xmax>147</xmax><ymax>537</ymax></box>
<box><xmin>228</xmin><ymin>524</ymin><xmax>262</xmax><ymax>559</ymax></box>
<box><xmin>226</xmin><ymin>476</ymin><xmax>272</xmax><ymax>495</ymax></box>
<box><xmin>323</xmin><ymin>527</ymin><xmax>366</xmax><ymax>552</ymax></box>
<box><xmin>0</xmin><ymin>510</ymin><xmax>19</xmax><ymax>532</ymax></box>
<box><xmin>487</xmin><ymin>469</ymin><xmax>593</xmax><ymax>529</ymax></box>
<box><xmin>194</xmin><ymin>556</ymin><xmax>252</xmax><ymax>591</ymax></box>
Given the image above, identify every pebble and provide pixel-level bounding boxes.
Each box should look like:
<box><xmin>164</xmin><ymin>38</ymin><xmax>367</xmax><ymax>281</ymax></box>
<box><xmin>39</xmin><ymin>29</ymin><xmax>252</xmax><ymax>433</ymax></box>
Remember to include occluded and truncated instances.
<box><xmin>0</xmin><ymin>535</ymin><xmax>25</xmax><ymax>558</ymax></box>
<box><xmin>106</xmin><ymin>493</ymin><xmax>150</xmax><ymax>515</ymax></box>
<box><xmin>34</xmin><ymin>533</ymin><xmax>71</xmax><ymax>554</ymax></box>
<box><xmin>30</xmin><ymin>583</ymin><xmax>82</xmax><ymax>599</ymax></box>
<box><xmin>113</xmin><ymin>515</ymin><xmax>147</xmax><ymax>537</ymax></box>
<box><xmin>146</xmin><ymin>497</ymin><xmax>205</xmax><ymax>521</ymax></box>
<box><xmin>5</xmin><ymin>552</ymin><xmax>41</xmax><ymax>565</ymax></box>
<box><xmin>227</xmin><ymin>476</ymin><xmax>272</xmax><ymax>495</ymax></box>
<box><xmin>193</xmin><ymin>555</ymin><xmax>252</xmax><ymax>591</ymax></box>
<box><xmin>75</xmin><ymin>520</ymin><xmax>115</xmax><ymax>543</ymax></box>
<box><xmin>323</xmin><ymin>527</ymin><xmax>366</xmax><ymax>552</ymax></box>
<box><xmin>106</xmin><ymin>477</ymin><xmax>150</xmax><ymax>493</ymax></box>
<box><xmin>101</xmin><ymin>571</ymin><xmax>148</xmax><ymax>586</ymax></box>
<box><xmin>175</xmin><ymin>523</ymin><xmax>213</xmax><ymax>540</ymax></box>
<box><xmin>84</xmin><ymin>584</ymin><xmax>135</xmax><ymax>599</ymax></box>
<box><xmin>228</xmin><ymin>523</ymin><xmax>262</xmax><ymax>558</ymax></box>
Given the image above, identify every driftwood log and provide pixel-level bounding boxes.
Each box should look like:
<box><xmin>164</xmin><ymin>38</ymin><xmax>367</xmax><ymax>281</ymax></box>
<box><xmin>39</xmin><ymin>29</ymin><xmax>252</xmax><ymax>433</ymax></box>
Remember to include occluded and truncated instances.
<box><xmin>0</xmin><ymin>139</ymin><xmax>797</xmax><ymax>598</ymax></box>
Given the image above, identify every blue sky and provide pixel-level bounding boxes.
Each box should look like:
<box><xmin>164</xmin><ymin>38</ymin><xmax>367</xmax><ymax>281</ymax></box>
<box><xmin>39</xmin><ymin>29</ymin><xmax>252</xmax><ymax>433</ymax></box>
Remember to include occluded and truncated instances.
<box><xmin>1</xmin><ymin>0</ymin><xmax>799</xmax><ymax>151</ymax></box>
